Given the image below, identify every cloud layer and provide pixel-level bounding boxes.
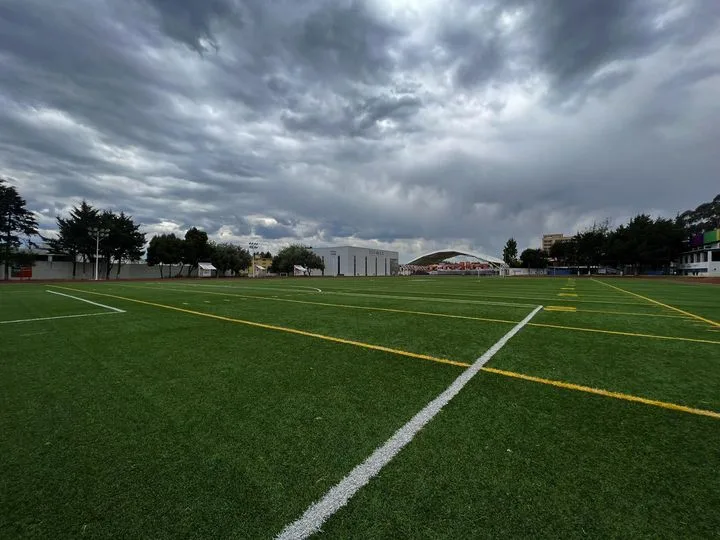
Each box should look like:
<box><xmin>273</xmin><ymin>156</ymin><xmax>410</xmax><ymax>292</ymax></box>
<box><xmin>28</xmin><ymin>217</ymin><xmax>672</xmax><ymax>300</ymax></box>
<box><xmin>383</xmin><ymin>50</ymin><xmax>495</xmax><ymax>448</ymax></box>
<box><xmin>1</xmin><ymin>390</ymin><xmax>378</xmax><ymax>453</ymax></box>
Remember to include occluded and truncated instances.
<box><xmin>1</xmin><ymin>0</ymin><xmax>719</xmax><ymax>260</ymax></box>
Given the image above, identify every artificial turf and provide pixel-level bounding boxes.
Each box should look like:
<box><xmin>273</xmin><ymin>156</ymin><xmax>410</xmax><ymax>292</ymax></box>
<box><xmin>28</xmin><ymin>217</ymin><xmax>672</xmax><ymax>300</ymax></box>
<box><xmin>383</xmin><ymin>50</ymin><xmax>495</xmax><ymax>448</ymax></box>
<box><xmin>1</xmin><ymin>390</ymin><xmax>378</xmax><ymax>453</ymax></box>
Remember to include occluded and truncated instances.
<box><xmin>1</xmin><ymin>276</ymin><xmax>718</xmax><ymax>538</ymax></box>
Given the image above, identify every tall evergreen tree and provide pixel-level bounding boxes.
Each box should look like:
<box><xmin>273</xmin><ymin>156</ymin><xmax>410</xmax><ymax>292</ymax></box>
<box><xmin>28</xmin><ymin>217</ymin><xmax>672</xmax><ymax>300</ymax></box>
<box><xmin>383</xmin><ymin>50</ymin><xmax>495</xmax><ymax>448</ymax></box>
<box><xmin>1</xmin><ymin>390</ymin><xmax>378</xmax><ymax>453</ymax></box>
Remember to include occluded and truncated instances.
<box><xmin>502</xmin><ymin>238</ymin><xmax>518</xmax><ymax>266</ymax></box>
<box><xmin>0</xmin><ymin>178</ymin><xmax>38</xmax><ymax>280</ymax></box>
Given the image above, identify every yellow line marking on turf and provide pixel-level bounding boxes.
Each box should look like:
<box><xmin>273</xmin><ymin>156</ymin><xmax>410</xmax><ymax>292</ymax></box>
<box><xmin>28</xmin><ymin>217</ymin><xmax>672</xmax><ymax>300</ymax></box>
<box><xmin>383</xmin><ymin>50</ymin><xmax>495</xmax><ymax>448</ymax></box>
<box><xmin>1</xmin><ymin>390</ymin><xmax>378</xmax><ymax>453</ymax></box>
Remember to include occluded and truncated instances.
<box><xmin>50</xmin><ymin>287</ymin><xmax>470</xmax><ymax>369</ymax></box>
<box><xmin>122</xmin><ymin>284</ymin><xmax>521</xmax><ymax>326</ymax></box>
<box><xmin>544</xmin><ymin>306</ymin><xmax>687</xmax><ymax>319</ymax></box>
<box><xmin>570</xmin><ymin>308</ymin><xmax>687</xmax><ymax>319</ymax></box>
<box><xmin>325</xmin><ymin>287</ymin><xmax>648</xmax><ymax>306</ymax></box>
<box><xmin>558</xmin><ymin>293</ymin><xmax>578</xmax><ymax>297</ymax></box>
<box><xmin>480</xmin><ymin>367</ymin><xmax>720</xmax><ymax>420</ymax></box>
<box><xmin>528</xmin><ymin>322</ymin><xmax>720</xmax><ymax>345</ymax></box>
<box><xmin>592</xmin><ymin>279</ymin><xmax>720</xmax><ymax>328</ymax></box>
<box><xmin>49</xmin><ymin>288</ymin><xmax>720</xmax><ymax>419</ymax></box>
<box><xmin>109</xmin><ymin>284</ymin><xmax>720</xmax><ymax>346</ymax></box>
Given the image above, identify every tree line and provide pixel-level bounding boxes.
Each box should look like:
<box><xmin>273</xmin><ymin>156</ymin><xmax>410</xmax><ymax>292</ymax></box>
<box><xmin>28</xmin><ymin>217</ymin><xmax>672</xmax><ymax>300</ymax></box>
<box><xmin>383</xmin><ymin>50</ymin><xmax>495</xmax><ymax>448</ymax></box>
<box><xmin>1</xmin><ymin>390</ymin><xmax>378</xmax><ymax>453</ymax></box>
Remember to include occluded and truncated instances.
<box><xmin>146</xmin><ymin>229</ymin><xmax>255</xmax><ymax>278</ymax></box>
<box><xmin>502</xmin><ymin>193</ymin><xmax>720</xmax><ymax>273</ymax></box>
<box><xmin>1</xmin><ymin>176</ymin><xmax>326</xmax><ymax>280</ymax></box>
<box><xmin>43</xmin><ymin>200</ymin><xmax>146</xmax><ymax>278</ymax></box>
<box><xmin>147</xmin><ymin>233</ymin><xmax>325</xmax><ymax>277</ymax></box>
<box><xmin>3</xmin><ymin>174</ymin><xmax>716</xmax><ymax>279</ymax></box>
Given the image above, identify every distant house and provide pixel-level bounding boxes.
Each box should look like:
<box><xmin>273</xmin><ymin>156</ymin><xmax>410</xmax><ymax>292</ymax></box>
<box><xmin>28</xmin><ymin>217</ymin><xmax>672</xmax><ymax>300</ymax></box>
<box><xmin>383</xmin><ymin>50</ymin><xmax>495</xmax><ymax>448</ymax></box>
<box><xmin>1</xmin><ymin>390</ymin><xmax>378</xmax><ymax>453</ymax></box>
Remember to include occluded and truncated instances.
<box><xmin>198</xmin><ymin>262</ymin><xmax>216</xmax><ymax>278</ymax></box>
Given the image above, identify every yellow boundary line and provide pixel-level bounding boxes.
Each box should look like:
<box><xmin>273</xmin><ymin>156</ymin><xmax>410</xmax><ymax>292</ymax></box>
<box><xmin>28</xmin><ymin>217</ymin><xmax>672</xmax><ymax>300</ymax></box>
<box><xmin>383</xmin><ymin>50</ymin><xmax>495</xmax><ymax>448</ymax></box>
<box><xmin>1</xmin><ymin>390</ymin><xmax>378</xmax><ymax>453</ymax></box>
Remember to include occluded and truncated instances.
<box><xmin>568</xmin><ymin>308</ymin><xmax>687</xmax><ymax>319</ymax></box>
<box><xmin>480</xmin><ymin>367</ymin><xmax>720</xmax><ymax>420</ymax></box>
<box><xmin>544</xmin><ymin>306</ymin><xmax>687</xmax><ymax>318</ymax></box>
<box><xmin>592</xmin><ymin>279</ymin><xmax>720</xmax><ymax>328</ymax></box>
<box><xmin>135</xmin><ymin>284</ymin><xmax>519</xmax><ymax>325</ymax></box>
<box><xmin>324</xmin><ymin>287</ymin><xmax>648</xmax><ymax>307</ymax></box>
<box><xmin>49</xmin><ymin>288</ymin><xmax>720</xmax><ymax>419</ymax></box>
<box><xmin>128</xmin><ymin>284</ymin><xmax>720</xmax><ymax>346</ymax></box>
<box><xmin>130</xmin><ymin>284</ymin><xmax>720</xmax><ymax>346</ymax></box>
<box><xmin>529</xmin><ymin>322</ymin><xmax>720</xmax><ymax>345</ymax></box>
<box><xmin>50</xmin><ymin>286</ymin><xmax>468</xmax><ymax>369</ymax></box>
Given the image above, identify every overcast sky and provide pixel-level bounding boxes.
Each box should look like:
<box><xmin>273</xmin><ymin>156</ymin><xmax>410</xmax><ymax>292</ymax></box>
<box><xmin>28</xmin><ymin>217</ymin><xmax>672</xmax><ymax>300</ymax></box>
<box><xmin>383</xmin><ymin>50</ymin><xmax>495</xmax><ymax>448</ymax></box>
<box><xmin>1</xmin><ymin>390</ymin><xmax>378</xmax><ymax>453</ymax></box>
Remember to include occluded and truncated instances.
<box><xmin>1</xmin><ymin>0</ymin><xmax>719</xmax><ymax>262</ymax></box>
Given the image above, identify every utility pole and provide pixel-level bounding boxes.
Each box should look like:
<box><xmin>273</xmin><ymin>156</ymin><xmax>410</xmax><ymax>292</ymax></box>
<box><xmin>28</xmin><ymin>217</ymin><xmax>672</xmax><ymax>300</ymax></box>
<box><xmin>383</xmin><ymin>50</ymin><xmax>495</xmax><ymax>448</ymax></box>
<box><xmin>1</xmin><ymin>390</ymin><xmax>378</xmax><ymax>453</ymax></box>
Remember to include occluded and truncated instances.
<box><xmin>89</xmin><ymin>227</ymin><xmax>110</xmax><ymax>280</ymax></box>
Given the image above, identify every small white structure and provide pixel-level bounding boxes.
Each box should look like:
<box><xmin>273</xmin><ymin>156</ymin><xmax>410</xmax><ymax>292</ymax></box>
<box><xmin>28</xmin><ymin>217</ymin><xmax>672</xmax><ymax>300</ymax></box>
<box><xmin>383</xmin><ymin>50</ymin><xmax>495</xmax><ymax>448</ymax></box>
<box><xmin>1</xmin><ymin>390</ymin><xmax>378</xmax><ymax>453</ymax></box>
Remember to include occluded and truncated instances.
<box><xmin>310</xmin><ymin>246</ymin><xmax>400</xmax><ymax>276</ymax></box>
<box><xmin>293</xmin><ymin>265</ymin><xmax>309</xmax><ymax>276</ymax></box>
<box><xmin>198</xmin><ymin>262</ymin><xmax>216</xmax><ymax>278</ymax></box>
<box><xmin>254</xmin><ymin>264</ymin><xmax>267</xmax><ymax>277</ymax></box>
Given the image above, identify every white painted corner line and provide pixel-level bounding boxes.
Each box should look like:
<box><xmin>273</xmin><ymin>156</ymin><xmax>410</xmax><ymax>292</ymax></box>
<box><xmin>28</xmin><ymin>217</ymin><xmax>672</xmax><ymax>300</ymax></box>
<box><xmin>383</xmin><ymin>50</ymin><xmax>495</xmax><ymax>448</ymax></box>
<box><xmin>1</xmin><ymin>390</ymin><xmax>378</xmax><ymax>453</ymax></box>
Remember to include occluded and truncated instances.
<box><xmin>46</xmin><ymin>290</ymin><xmax>126</xmax><ymax>313</ymax></box>
<box><xmin>0</xmin><ymin>312</ymin><xmax>120</xmax><ymax>325</ymax></box>
<box><xmin>275</xmin><ymin>304</ymin><xmax>544</xmax><ymax>540</ymax></box>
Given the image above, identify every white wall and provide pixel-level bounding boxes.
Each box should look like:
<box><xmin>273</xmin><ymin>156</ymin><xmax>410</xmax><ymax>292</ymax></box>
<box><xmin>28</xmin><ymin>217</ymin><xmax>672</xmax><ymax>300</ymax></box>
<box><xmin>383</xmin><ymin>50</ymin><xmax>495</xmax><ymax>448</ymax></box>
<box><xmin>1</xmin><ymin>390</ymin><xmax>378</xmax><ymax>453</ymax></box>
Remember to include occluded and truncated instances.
<box><xmin>310</xmin><ymin>246</ymin><xmax>399</xmax><ymax>276</ymax></box>
<box><xmin>508</xmin><ymin>268</ymin><xmax>548</xmax><ymax>276</ymax></box>
<box><xmin>9</xmin><ymin>261</ymin><xmax>168</xmax><ymax>280</ymax></box>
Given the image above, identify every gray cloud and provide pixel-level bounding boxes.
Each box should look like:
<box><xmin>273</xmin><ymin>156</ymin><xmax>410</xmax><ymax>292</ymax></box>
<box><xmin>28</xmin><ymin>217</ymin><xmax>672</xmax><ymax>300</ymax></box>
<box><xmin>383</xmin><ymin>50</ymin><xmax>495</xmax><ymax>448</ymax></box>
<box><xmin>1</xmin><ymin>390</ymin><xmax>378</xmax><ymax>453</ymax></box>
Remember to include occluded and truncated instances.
<box><xmin>1</xmin><ymin>0</ymin><xmax>719</xmax><ymax>261</ymax></box>
<box><xmin>142</xmin><ymin>0</ymin><xmax>239</xmax><ymax>52</ymax></box>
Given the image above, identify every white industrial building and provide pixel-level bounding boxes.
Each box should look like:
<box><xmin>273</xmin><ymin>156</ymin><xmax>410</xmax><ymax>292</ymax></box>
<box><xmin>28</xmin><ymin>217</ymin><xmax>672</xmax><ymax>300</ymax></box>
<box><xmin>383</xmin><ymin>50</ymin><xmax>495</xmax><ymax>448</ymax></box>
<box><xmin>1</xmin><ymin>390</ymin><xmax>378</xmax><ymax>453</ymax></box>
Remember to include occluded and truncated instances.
<box><xmin>310</xmin><ymin>246</ymin><xmax>400</xmax><ymax>276</ymax></box>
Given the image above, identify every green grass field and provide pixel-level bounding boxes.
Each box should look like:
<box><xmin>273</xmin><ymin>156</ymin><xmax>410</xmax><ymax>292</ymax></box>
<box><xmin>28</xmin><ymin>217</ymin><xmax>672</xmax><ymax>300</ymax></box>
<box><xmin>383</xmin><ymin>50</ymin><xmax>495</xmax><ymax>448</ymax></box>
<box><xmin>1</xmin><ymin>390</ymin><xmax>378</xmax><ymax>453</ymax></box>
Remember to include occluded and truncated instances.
<box><xmin>1</xmin><ymin>276</ymin><xmax>719</xmax><ymax>538</ymax></box>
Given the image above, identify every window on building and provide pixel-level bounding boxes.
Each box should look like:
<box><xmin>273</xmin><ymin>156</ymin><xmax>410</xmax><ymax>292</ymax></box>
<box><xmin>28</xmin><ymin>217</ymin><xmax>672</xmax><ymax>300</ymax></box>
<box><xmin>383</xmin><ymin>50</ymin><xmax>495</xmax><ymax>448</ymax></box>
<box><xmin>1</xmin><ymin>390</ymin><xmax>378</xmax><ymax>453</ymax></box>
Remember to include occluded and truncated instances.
<box><xmin>712</xmin><ymin>251</ymin><xmax>720</xmax><ymax>262</ymax></box>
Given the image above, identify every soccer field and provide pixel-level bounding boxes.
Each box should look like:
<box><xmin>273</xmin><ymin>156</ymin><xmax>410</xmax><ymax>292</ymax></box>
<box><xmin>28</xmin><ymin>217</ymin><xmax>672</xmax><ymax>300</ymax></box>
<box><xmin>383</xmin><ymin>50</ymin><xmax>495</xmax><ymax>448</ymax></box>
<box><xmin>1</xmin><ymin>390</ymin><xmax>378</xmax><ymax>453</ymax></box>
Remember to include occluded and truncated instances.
<box><xmin>1</xmin><ymin>276</ymin><xmax>719</xmax><ymax>538</ymax></box>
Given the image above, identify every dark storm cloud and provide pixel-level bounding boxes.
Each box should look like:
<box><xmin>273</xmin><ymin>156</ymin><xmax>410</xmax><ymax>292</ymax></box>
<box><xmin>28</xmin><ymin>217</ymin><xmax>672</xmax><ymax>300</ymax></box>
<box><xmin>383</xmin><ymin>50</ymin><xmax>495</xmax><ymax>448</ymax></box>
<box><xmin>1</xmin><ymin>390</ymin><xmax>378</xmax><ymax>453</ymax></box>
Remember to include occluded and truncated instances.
<box><xmin>281</xmin><ymin>93</ymin><xmax>423</xmax><ymax>137</ymax></box>
<box><xmin>142</xmin><ymin>0</ymin><xmax>240</xmax><ymax>52</ymax></box>
<box><xmin>526</xmin><ymin>0</ymin><xmax>720</xmax><ymax>102</ymax></box>
<box><xmin>1</xmin><ymin>0</ymin><xmax>719</xmax><ymax>260</ymax></box>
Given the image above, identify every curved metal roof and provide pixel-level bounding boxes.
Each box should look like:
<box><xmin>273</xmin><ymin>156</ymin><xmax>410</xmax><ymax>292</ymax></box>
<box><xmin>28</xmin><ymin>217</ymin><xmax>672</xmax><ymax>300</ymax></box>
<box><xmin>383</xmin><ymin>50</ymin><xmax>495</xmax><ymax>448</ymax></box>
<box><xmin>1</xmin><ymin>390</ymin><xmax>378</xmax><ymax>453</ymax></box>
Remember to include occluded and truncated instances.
<box><xmin>405</xmin><ymin>250</ymin><xmax>507</xmax><ymax>267</ymax></box>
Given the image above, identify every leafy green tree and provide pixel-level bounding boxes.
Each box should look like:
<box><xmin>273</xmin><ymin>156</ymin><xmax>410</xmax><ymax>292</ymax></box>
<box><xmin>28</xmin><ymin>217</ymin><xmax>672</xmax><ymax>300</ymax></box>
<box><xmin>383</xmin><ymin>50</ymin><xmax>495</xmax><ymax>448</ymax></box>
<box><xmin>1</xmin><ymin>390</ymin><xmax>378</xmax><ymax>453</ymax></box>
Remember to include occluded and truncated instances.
<box><xmin>47</xmin><ymin>202</ymin><xmax>144</xmax><ymax>279</ymax></box>
<box><xmin>519</xmin><ymin>248</ymin><xmax>548</xmax><ymax>269</ymax></box>
<box><xmin>270</xmin><ymin>245</ymin><xmax>324</xmax><ymax>274</ymax></box>
<box><xmin>210</xmin><ymin>243</ymin><xmax>252</xmax><ymax>277</ymax></box>
<box><xmin>575</xmin><ymin>221</ymin><xmax>610</xmax><ymax>273</ymax></box>
<box><xmin>97</xmin><ymin>211</ymin><xmax>145</xmax><ymax>278</ymax></box>
<box><xmin>45</xmin><ymin>200</ymin><xmax>99</xmax><ymax>277</ymax></box>
<box><xmin>605</xmin><ymin>214</ymin><xmax>685</xmax><ymax>274</ymax></box>
<box><xmin>502</xmin><ymin>238</ymin><xmax>518</xmax><ymax>266</ymax></box>
<box><xmin>146</xmin><ymin>233</ymin><xmax>184</xmax><ymax>278</ymax></box>
<box><xmin>183</xmin><ymin>227</ymin><xmax>212</xmax><ymax>276</ymax></box>
<box><xmin>549</xmin><ymin>238</ymin><xmax>577</xmax><ymax>266</ymax></box>
<box><xmin>146</xmin><ymin>235</ymin><xmax>164</xmax><ymax>277</ymax></box>
<box><xmin>0</xmin><ymin>178</ymin><xmax>38</xmax><ymax>280</ymax></box>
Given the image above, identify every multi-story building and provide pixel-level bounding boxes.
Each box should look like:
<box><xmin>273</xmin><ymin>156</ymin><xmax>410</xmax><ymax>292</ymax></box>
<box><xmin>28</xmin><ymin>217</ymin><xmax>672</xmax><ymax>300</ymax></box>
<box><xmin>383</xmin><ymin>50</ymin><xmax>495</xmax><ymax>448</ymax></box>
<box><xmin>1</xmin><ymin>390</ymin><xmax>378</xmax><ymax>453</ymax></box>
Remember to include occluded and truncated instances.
<box><xmin>676</xmin><ymin>229</ymin><xmax>720</xmax><ymax>276</ymax></box>
<box><xmin>542</xmin><ymin>233</ymin><xmax>572</xmax><ymax>253</ymax></box>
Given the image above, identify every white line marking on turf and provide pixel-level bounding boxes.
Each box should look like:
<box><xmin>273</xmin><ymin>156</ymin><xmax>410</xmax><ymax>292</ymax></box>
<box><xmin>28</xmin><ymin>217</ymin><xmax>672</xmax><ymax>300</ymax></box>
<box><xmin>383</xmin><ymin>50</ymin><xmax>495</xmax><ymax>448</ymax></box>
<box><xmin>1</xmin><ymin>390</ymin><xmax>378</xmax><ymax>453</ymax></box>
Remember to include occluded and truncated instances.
<box><xmin>0</xmin><ymin>312</ymin><xmax>120</xmax><ymax>325</ymax></box>
<box><xmin>275</xmin><ymin>304</ymin><xmax>543</xmax><ymax>540</ymax></box>
<box><xmin>46</xmin><ymin>290</ymin><xmax>126</xmax><ymax>313</ymax></box>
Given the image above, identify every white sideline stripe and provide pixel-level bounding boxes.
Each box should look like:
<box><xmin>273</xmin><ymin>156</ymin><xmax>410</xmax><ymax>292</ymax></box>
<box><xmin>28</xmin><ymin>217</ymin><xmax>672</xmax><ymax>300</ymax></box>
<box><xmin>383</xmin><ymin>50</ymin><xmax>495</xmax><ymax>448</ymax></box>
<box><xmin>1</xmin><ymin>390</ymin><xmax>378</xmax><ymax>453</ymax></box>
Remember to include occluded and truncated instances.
<box><xmin>0</xmin><ymin>312</ymin><xmax>119</xmax><ymax>325</ymax></box>
<box><xmin>276</xmin><ymin>304</ymin><xmax>543</xmax><ymax>540</ymax></box>
<box><xmin>46</xmin><ymin>290</ymin><xmax>126</xmax><ymax>313</ymax></box>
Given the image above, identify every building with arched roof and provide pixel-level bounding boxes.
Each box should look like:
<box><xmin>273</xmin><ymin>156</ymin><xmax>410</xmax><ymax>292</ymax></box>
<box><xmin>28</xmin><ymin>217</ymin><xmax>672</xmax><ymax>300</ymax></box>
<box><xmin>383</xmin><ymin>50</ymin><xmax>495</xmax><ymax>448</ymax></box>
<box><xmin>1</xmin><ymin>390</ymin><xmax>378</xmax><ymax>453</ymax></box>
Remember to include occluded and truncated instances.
<box><xmin>405</xmin><ymin>249</ymin><xmax>508</xmax><ymax>269</ymax></box>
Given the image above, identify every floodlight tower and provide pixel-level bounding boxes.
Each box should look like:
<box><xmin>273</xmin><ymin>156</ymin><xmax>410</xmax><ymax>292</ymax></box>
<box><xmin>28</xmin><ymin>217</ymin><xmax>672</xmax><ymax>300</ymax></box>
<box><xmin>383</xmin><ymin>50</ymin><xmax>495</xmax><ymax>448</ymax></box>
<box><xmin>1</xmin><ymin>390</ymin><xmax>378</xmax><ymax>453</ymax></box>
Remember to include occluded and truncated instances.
<box><xmin>249</xmin><ymin>241</ymin><xmax>260</xmax><ymax>277</ymax></box>
<box><xmin>89</xmin><ymin>227</ymin><xmax>110</xmax><ymax>280</ymax></box>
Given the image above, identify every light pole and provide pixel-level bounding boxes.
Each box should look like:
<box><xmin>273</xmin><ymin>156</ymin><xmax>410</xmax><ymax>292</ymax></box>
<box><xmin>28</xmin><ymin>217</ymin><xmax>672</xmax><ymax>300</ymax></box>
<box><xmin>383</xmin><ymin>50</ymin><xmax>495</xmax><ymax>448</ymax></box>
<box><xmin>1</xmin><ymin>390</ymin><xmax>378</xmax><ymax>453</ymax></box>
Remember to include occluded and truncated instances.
<box><xmin>249</xmin><ymin>241</ymin><xmax>259</xmax><ymax>277</ymax></box>
<box><xmin>89</xmin><ymin>227</ymin><xmax>110</xmax><ymax>281</ymax></box>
